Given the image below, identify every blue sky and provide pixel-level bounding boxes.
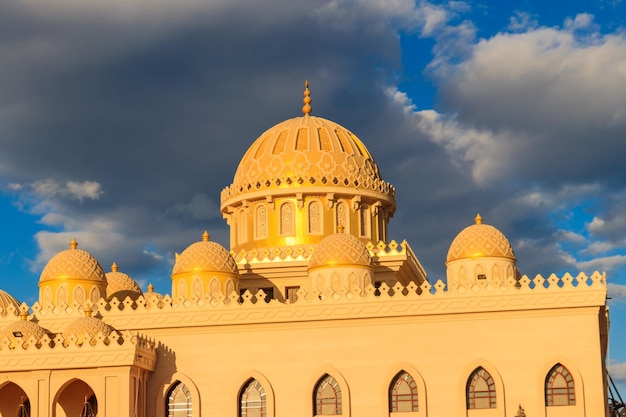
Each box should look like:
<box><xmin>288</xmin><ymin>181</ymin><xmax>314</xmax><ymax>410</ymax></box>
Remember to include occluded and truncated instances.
<box><xmin>1</xmin><ymin>0</ymin><xmax>626</xmax><ymax>394</ymax></box>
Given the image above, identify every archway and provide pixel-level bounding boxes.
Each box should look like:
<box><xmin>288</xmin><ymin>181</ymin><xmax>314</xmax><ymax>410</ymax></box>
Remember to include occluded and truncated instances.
<box><xmin>54</xmin><ymin>379</ymin><xmax>97</xmax><ymax>417</ymax></box>
<box><xmin>0</xmin><ymin>382</ymin><xmax>30</xmax><ymax>417</ymax></box>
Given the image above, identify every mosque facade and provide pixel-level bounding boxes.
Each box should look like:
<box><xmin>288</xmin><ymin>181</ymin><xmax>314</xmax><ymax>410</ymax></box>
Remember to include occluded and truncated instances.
<box><xmin>0</xmin><ymin>83</ymin><xmax>610</xmax><ymax>417</ymax></box>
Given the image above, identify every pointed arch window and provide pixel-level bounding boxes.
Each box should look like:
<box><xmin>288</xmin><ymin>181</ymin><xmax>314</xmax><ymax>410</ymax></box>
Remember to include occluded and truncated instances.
<box><xmin>466</xmin><ymin>367</ymin><xmax>496</xmax><ymax>409</ymax></box>
<box><xmin>359</xmin><ymin>205</ymin><xmax>370</xmax><ymax>238</ymax></box>
<box><xmin>166</xmin><ymin>381</ymin><xmax>192</xmax><ymax>417</ymax></box>
<box><xmin>308</xmin><ymin>201</ymin><xmax>323</xmax><ymax>235</ymax></box>
<box><xmin>280</xmin><ymin>202</ymin><xmax>295</xmax><ymax>236</ymax></box>
<box><xmin>545</xmin><ymin>364</ymin><xmax>575</xmax><ymax>406</ymax></box>
<box><xmin>240</xmin><ymin>378</ymin><xmax>266</xmax><ymax>417</ymax></box>
<box><xmin>389</xmin><ymin>371</ymin><xmax>418</xmax><ymax>412</ymax></box>
<box><xmin>238</xmin><ymin>209</ymin><xmax>248</xmax><ymax>244</ymax></box>
<box><xmin>255</xmin><ymin>205</ymin><xmax>268</xmax><ymax>239</ymax></box>
<box><xmin>336</xmin><ymin>202</ymin><xmax>349</xmax><ymax>233</ymax></box>
<box><xmin>314</xmin><ymin>374</ymin><xmax>342</xmax><ymax>415</ymax></box>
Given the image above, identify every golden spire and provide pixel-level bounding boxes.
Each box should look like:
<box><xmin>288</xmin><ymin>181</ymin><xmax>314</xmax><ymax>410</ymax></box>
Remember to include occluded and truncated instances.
<box><xmin>475</xmin><ymin>213</ymin><xmax>483</xmax><ymax>225</ymax></box>
<box><xmin>202</xmin><ymin>231</ymin><xmax>210</xmax><ymax>242</ymax></box>
<box><xmin>302</xmin><ymin>80</ymin><xmax>312</xmax><ymax>115</ymax></box>
<box><xmin>148</xmin><ymin>283</ymin><xmax>154</xmax><ymax>293</ymax></box>
<box><xmin>111</xmin><ymin>262</ymin><xmax>118</xmax><ymax>272</ymax></box>
<box><xmin>69</xmin><ymin>238</ymin><xmax>78</xmax><ymax>249</ymax></box>
<box><xmin>84</xmin><ymin>305</ymin><xmax>93</xmax><ymax>318</ymax></box>
<box><xmin>19</xmin><ymin>311</ymin><xmax>28</xmax><ymax>321</ymax></box>
<box><xmin>337</xmin><ymin>225</ymin><xmax>345</xmax><ymax>233</ymax></box>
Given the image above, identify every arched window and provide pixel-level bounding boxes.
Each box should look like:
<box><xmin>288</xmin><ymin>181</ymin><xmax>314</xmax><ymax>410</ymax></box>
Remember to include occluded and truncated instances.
<box><xmin>359</xmin><ymin>205</ymin><xmax>370</xmax><ymax>238</ymax></box>
<box><xmin>314</xmin><ymin>374</ymin><xmax>342</xmax><ymax>415</ymax></box>
<box><xmin>389</xmin><ymin>371</ymin><xmax>418</xmax><ymax>412</ymax></box>
<box><xmin>192</xmin><ymin>279</ymin><xmax>203</xmax><ymax>299</ymax></box>
<box><xmin>336</xmin><ymin>202</ymin><xmax>349</xmax><ymax>233</ymax></box>
<box><xmin>545</xmin><ymin>364</ymin><xmax>575</xmax><ymax>406</ymax></box>
<box><xmin>308</xmin><ymin>201</ymin><xmax>323</xmax><ymax>235</ymax></box>
<box><xmin>166</xmin><ymin>381</ymin><xmax>192</xmax><ymax>417</ymax></box>
<box><xmin>57</xmin><ymin>286</ymin><xmax>68</xmax><ymax>305</ymax></box>
<box><xmin>280</xmin><ymin>202</ymin><xmax>295</xmax><ymax>236</ymax></box>
<box><xmin>255</xmin><ymin>205</ymin><xmax>268</xmax><ymax>239</ymax></box>
<box><xmin>74</xmin><ymin>286</ymin><xmax>86</xmax><ymax>305</ymax></box>
<box><xmin>210</xmin><ymin>279</ymin><xmax>221</xmax><ymax>299</ymax></box>
<box><xmin>466</xmin><ymin>367</ymin><xmax>496</xmax><ymax>409</ymax></box>
<box><xmin>90</xmin><ymin>287</ymin><xmax>100</xmax><ymax>303</ymax></box>
<box><xmin>238</xmin><ymin>210</ymin><xmax>248</xmax><ymax>244</ymax></box>
<box><xmin>240</xmin><ymin>378</ymin><xmax>266</xmax><ymax>417</ymax></box>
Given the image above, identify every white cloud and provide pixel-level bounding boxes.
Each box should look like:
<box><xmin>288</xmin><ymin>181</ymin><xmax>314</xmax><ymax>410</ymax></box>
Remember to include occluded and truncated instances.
<box><xmin>577</xmin><ymin>255</ymin><xmax>626</xmax><ymax>272</ymax></box>
<box><xmin>13</xmin><ymin>179</ymin><xmax>103</xmax><ymax>203</ymax></box>
<box><xmin>608</xmin><ymin>284</ymin><xmax>626</xmax><ymax>303</ymax></box>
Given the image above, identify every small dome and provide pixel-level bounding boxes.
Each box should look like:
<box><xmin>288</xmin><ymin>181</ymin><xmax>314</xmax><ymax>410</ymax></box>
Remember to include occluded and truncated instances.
<box><xmin>39</xmin><ymin>239</ymin><xmax>107</xmax><ymax>284</ymax></box>
<box><xmin>106</xmin><ymin>262</ymin><xmax>143</xmax><ymax>301</ymax></box>
<box><xmin>447</xmin><ymin>214</ymin><xmax>516</xmax><ymax>264</ymax></box>
<box><xmin>308</xmin><ymin>229</ymin><xmax>372</xmax><ymax>270</ymax></box>
<box><xmin>144</xmin><ymin>283</ymin><xmax>164</xmax><ymax>301</ymax></box>
<box><xmin>0</xmin><ymin>312</ymin><xmax>47</xmax><ymax>347</ymax></box>
<box><xmin>0</xmin><ymin>289</ymin><xmax>20</xmax><ymax>314</ymax></box>
<box><xmin>64</xmin><ymin>309</ymin><xmax>113</xmax><ymax>345</ymax></box>
<box><xmin>172</xmin><ymin>231</ymin><xmax>238</xmax><ymax>275</ymax></box>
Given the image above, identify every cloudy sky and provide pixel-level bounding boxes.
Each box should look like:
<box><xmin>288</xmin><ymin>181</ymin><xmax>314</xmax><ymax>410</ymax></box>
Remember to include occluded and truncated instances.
<box><xmin>1</xmin><ymin>0</ymin><xmax>626</xmax><ymax>392</ymax></box>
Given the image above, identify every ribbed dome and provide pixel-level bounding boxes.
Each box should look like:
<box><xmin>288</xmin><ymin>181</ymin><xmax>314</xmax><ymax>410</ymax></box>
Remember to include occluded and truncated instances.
<box><xmin>0</xmin><ymin>289</ymin><xmax>20</xmax><ymax>314</ymax></box>
<box><xmin>64</xmin><ymin>310</ymin><xmax>113</xmax><ymax>343</ymax></box>
<box><xmin>106</xmin><ymin>262</ymin><xmax>143</xmax><ymax>301</ymax></box>
<box><xmin>0</xmin><ymin>313</ymin><xmax>47</xmax><ymax>347</ymax></box>
<box><xmin>308</xmin><ymin>230</ymin><xmax>372</xmax><ymax>270</ymax></box>
<box><xmin>39</xmin><ymin>239</ymin><xmax>107</xmax><ymax>284</ymax></box>
<box><xmin>446</xmin><ymin>214</ymin><xmax>516</xmax><ymax>263</ymax></box>
<box><xmin>172</xmin><ymin>231</ymin><xmax>238</xmax><ymax>275</ymax></box>
<box><xmin>221</xmin><ymin>82</ymin><xmax>395</xmax><ymax>209</ymax></box>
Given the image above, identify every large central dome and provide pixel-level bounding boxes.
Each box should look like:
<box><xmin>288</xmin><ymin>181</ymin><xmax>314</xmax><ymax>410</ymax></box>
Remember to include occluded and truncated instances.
<box><xmin>220</xmin><ymin>82</ymin><xmax>396</xmax><ymax>254</ymax></box>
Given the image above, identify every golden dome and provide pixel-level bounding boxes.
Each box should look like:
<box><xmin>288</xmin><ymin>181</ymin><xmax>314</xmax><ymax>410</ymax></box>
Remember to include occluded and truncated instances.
<box><xmin>39</xmin><ymin>238</ymin><xmax>107</xmax><ymax>284</ymax></box>
<box><xmin>308</xmin><ymin>229</ymin><xmax>373</xmax><ymax>271</ymax></box>
<box><xmin>64</xmin><ymin>308</ymin><xmax>113</xmax><ymax>345</ymax></box>
<box><xmin>172</xmin><ymin>231</ymin><xmax>239</xmax><ymax>276</ymax></box>
<box><xmin>0</xmin><ymin>289</ymin><xmax>20</xmax><ymax>314</ymax></box>
<box><xmin>221</xmin><ymin>82</ymin><xmax>395</xmax><ymax>209</ymax></box>
<box><xmin>0</xmin><ymin>312</ymin><xmax>48</xmax><ymax>348</ymax></box>
<box><xmin>106</xmin><ymin>262</ymin><xmax>143</xmax><ymax>301</ymax></box>
<box><xmin>446</xmin><ymin>214</ymin><xmax>516</xmax><ymax>264</ymax></box>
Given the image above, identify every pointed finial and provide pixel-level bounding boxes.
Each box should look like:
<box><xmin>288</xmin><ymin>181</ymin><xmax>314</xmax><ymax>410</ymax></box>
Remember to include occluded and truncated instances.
<box><xmin>19</xmin><ymin>311</ymin><xmax>28</xmax><ymax>321</ymax></box>
<box><xmin>337</xmin><ymin>225</ymin><xmax>345</xmax><ymax>233</ymax></box>
<box><xmin>148</xmin><ymin>283</ymin><xmax>154</xmax><ymax>293</ymax></box>
<box><xmin>84</xmin><ymin>305</ymin><xmax>92</xmax><ymax>318</ymax></box>
<box><xmin>111</xmin><ymin>262</ymin><xmax>118</xmax><ymax>272</ymax></box>
<box><xmin>302</xmin><ymin>80</ymin><xmax>312</xmax><ymax>115</ymax></box>
<box><xmin>202</xmin><ymin>231</ymin><xmax>210</xmax><ymax>242</ymax></box>
<box><xmin>475</xmin><ymin>213</ymin><xmax>483</xmax><ymax>225</ymax></box>
<box><xmin>69</xmin><ymin>238</ymin><xmax>78</xmax><ymax>249</ymax></box>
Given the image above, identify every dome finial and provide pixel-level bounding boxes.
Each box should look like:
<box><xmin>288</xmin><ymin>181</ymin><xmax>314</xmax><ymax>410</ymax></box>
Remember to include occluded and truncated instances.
<box><xmin>19</xmin><ymin>311</ymin><xmax>28</xmax><ymax>321</ymax></box>
<box><xmin>148</xmin><ymin>283</ymin><xmax>154</xmax><ymax>293</ymax></box>
<box><xmin>84</xmin><ymin>305</ymin><xmax>92</xmax><ymax>318</ymax></box>
<box><xmin>111</xmin><ymin>262</ymin><xmax>118</xmax><ymax>272</ymax></box>
<box><xmin>337</xmin><ymin>225</ymin><xmax>345</xmax><ymax>233</ymax></box>
<box><xmin>475</xmin><ymin>213</ymin><xmax>483</xmax><ymax>225</ymax></box>
<box><xmin>69</xmin><ymin>238</ymin><xmax>78</xmax><ymax>249</ymax></box>
<box><xmin>202</xmin><ymin>231</ymin><xmax>210</xmax><ymax>242</ymax></box>
<box><xmin>302</xmin><ymin>80</ymin><xmax>312</xmax><ymax>115</ymax></box>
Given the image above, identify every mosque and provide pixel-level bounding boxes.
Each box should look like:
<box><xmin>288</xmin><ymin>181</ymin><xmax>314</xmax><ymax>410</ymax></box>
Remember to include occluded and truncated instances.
<box><xmin>0</xmin><ymin>83</ymin><xmax>610</xmax><ymax>417</ymax></box>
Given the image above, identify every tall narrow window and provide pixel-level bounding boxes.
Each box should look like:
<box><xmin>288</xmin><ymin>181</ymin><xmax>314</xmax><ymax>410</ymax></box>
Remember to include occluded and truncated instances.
<box><xmin>466</xmin><ymin>367</ymin><xmax>496</xmax><ymax>409</ymax></box>
<box><xmin>240</xmin><ymin>379</ymin><xmax>266</xmax><ymax>417</ymax></box>
<box><xmin>57</xmin><ymin>286</ymin><xmax>68</xmax><ymax>305</ymax></box>
<box><xmin>280</xmin><ymin>202</ymin><xmax>295</xmax><ymax>236</ymax></box>
<box><xmin>74</xmin><ymin>286</ymin><xmax>86</xmax><ymax>305</ymax></box>
<box><xmin>336</xmin><ymin>202</ymin><xmax>349</xmax><ymax>233</ymax></box>
<box><xmin>308</xmin><ymin>201</ymin><xmax>323</xmax><ymax>235</ymax></box>
<box><xmin>545</xmin><ymin>364</ymin><xmax>575</xmax><ymax>406</ymax></box>
<box><xmin>238</xmin><ymin>210</ymin><xmax>248</xmax><ymax>244</ymax></box>
<box><xmin>255</xmin><ymin>205</ymin><xmax>268</xmax><ymax>239</ymax></box>
<box><xmin>314</xmin><ymin>374</ymin><xmax>342</xmax><ymax>415</ymax></box>
<box><xmin>359</xmin><ymin>205</ymin><xmax>370</xmax><ymax>238</ymax></box>
<box><xmin>166</xmin><ymin>381</ymin><xmax>192</xmax><ymax>417</ymax></box>
<box><xmin>389</xmin><ymin>371</ymin><xmax>418</xmax><ymax>412</ymax></box>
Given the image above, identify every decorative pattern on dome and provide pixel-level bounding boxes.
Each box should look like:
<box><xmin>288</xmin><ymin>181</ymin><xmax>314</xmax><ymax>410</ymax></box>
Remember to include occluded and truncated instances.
<box><xmin>221</xmin><ymin>114</ymin><xmax>395</xmax><ymax>204</ymax></box>
<box><xmin>39</xmin><ymin>239</ymin><xmax>107</xmax><ymax>283</ymax></box>
<box><xmin>0</xmin><ymin>313</ymin><xmax>47</xmax><ymax>347</ymax></box>
<box><xmin>308</xmin><ymin>232</ymin><xmax>372</xmax><ymax>270</ymax></box>
<box><xmin>0</xmin><ymin>289</ymin><xmax>20</xmax><ymax>314</ymax></box>
<box><xmin>64</xmin><ymin>309</ymin><xmax>114</xmax><ymax>342</ymax></box>
<box><xmin>446</xmin><ymin>214</ymin><xmax>516</xmax><ymax>263</ymax></box>
<box><xmin>106</xmin><ymin>262</ymin><xmax>143</xmax><ymax>300</ymax></box>
<box><xmin>172</xmin><ymin>232</ymin><xmax>239</xmax><ymax>275</ymax></box>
